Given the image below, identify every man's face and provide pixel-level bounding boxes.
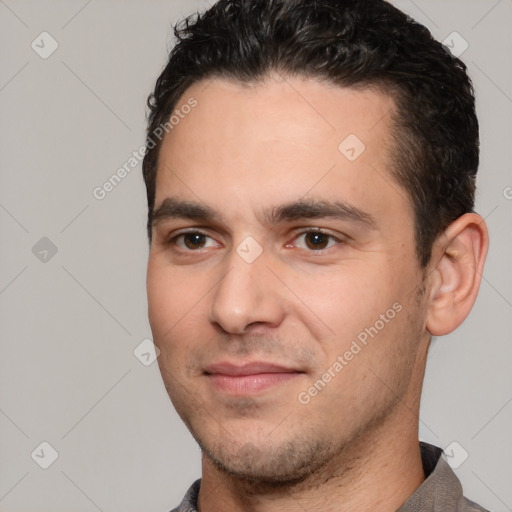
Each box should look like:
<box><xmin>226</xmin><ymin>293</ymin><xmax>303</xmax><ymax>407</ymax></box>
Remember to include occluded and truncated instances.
<box><xmin>147</xmin><ymin>76</ymin><xmax>430</xmax><ymax>482</ymax></box>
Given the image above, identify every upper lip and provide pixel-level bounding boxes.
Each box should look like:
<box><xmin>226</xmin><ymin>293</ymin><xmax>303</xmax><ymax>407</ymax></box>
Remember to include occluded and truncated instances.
<box><xmin>204</xmin><ymin>361</ymin><xmax>302</xmax><ymax>376</ymax></box>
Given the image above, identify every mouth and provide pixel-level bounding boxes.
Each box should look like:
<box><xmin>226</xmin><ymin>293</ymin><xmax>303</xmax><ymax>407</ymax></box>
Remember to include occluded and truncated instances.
<box><xmin>204</xmin><ymin>361</ymin><xmax>305</xmax><ymax>395</ymax></box>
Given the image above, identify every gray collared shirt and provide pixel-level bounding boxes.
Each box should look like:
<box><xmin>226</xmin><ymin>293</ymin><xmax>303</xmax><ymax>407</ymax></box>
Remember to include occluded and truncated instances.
<box><xmin>170</xmin><ymin>442</ymin><xmax>490</xmax><ymax>512</ymax></box>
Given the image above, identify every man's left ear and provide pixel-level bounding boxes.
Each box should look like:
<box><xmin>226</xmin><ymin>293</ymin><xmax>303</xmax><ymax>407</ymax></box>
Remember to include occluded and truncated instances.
<box><xmin>425</xmin><ymin>213</ymin><xmax>489</xmax><ymax>336</ymax></box>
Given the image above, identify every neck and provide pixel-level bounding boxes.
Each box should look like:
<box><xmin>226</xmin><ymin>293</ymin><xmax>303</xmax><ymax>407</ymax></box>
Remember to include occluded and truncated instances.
<box><xmin>197</xmin><ymin>410</ymin><xmax>425</xmax><ymax>512</ymax></box>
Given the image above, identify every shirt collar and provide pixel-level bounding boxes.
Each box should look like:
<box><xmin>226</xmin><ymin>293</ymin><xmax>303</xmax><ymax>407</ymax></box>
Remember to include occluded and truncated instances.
<box><xmin>397</xmin><ymin>442</ymin><xmax>464</xmax><ymax>512</ymax></box>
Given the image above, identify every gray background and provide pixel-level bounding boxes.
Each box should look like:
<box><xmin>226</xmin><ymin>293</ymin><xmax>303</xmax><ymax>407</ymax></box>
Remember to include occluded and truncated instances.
<box><xmin>0</xmin><ymin>0</ymin><xmax>511</xmax><ymax>511</ymax></box>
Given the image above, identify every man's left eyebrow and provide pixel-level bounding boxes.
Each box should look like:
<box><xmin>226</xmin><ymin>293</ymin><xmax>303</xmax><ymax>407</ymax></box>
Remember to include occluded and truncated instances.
<box><xmin>265</xmin><ymin>199</ymin><xmax>378</xmax><ymax>229</ymax></box>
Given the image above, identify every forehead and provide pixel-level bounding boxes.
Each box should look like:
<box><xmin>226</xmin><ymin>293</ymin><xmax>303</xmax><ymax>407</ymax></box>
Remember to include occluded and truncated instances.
<box><xmin>153</xmin><ymin>76</ymin><xmax>408</xmax><ymax>223</ymax></box>
<box><xmin>161</xmin><ymin>76</ymin><xmax>395</xmax><ymax>156</ymax></box>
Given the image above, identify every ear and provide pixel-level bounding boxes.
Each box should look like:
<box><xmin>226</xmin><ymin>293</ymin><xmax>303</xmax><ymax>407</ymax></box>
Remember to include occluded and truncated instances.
<box><xmin>425</xmin><ymin>213</ymin><xmax>489</xmax><ymax>336</ymax></box>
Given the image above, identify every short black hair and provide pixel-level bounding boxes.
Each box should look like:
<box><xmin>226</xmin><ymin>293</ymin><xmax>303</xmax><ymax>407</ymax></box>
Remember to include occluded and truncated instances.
<box><xmin>143</xmin><ymin>0</ymin><xmax>478</xmax><ymax>267</ymax></box>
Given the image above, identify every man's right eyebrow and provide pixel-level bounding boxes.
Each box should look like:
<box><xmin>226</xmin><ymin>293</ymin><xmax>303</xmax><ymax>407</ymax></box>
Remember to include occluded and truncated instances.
<box><xmin>151</xmin><ymin>198</ymin><xmax>220</xmax><ymax>226</ymax></box>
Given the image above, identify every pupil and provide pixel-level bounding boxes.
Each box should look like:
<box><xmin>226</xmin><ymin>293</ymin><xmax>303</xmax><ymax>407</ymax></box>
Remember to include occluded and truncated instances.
<box><xmin>185</xmin><ymin>233</ymin><xmax>205</xmax><ymax>249</ymax></box>
<box><xmin>306</xmin><ymin>232</ymin><xmax>328</xmax><ymax>250</ymax></box>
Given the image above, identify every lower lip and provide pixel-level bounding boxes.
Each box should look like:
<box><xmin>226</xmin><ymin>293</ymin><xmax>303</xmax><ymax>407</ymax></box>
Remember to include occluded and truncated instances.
<box><xmin>207</xmin><ymin>372</ymin><xmax>301</xmax><ymax>395</ymax></box>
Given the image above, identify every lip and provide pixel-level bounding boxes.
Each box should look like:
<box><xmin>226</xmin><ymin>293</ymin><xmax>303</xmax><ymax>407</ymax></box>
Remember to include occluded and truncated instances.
<box><xmin>204</xmin><ymin>361</ymin><xmax>304</xmax><ymax>395</ymax></box>
<box><xmin>204</xmin><ymin>361</ymin><xmax>300</xmax><ymax>376</ymax></box>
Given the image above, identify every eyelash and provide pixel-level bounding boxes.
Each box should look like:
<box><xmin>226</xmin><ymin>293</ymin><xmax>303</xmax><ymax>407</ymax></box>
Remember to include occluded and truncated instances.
<box><xmin>167</xmin><ymin>228</ymin><xmax>344</xmax><ymax>253</ymax></box>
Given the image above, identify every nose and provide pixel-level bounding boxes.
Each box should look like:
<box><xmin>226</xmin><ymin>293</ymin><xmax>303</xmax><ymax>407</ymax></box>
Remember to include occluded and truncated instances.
<box><xmin>208</xmin><ymin>241</ymin><xmax>286</xmax><ymax>335</ymax></box>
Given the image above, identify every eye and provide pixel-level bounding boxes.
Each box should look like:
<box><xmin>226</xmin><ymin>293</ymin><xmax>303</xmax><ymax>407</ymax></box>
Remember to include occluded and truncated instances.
<box><xmin>171</xmin><ymin>231</ymin><xmax>218</xmax><ymax>251</ymax></box>
<box><xmin>292</xmin><ymin>229</ymin><xmax>342</xmax><ymax>251</ymax></box>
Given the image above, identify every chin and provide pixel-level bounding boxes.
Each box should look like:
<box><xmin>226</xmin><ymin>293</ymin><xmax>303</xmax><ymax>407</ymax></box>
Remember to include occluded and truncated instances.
<box><xmin>198</xmin><ymin>434</ymin><xmax>332</xmax><ymax>486</ymax></box>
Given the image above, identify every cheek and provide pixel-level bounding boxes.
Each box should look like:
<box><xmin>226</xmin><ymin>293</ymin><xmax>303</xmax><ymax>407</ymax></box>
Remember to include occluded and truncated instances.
<box><xmin>287</xmin><ymin>261</ymin><xmax>397</xmax><ymax>341</ymax></box>
<box><xmin>147</xmin><ymin>258</ymin><xmax>202</xmax><ymax>343</ymax></box>
<box><xmin>147</xmin><ymin>261</ymin><xmax>208</xmax><ymax>393</ymax></box>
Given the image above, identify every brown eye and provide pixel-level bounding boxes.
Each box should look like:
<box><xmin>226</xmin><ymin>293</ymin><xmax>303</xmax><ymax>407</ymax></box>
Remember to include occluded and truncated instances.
<box><xmin>304</xmin><ymin>231</ymin><xmax>330</xmax><ymax>250</ymax></box>
<box><xmin>183</xmin><ymin>233</ymin><xmax>207</xmax><ymax>249</ymax></box>
<box><xmin>171</xmin><ymin>232</ymin><xmax>217</xmax><ymax>250</ymax></box>
<box><xmin>292</xmin><ymin>230</ymin><xmax>341</xmax><ymax>251</ymax></box>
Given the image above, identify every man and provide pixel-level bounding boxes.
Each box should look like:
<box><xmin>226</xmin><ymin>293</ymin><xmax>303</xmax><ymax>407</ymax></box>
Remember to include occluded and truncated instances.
<box><xmin>142</xmin><ymin>0</ymin><xmax>490</xmax><ymax>510</ymax></box>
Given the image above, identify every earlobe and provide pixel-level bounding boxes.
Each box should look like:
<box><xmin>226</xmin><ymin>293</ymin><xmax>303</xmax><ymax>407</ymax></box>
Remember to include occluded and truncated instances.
<box><xmin>426</xmin><ymin>213</ymin><xmax>489</xmax><ymax>336</ymax></box>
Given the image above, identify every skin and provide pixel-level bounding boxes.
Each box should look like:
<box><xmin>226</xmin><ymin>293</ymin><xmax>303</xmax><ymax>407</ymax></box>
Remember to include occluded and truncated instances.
<box><xmin>146</xmin><ymin>76</ymin><xmax>488</xmax><ymax>512</ymax></box>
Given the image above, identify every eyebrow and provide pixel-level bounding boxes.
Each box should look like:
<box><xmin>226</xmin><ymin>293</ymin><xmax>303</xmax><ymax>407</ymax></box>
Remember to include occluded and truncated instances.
<box><xmin>151</xmin><ymin>197</ymin><xmax>377</xmax><ymax>230</ymax></box>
